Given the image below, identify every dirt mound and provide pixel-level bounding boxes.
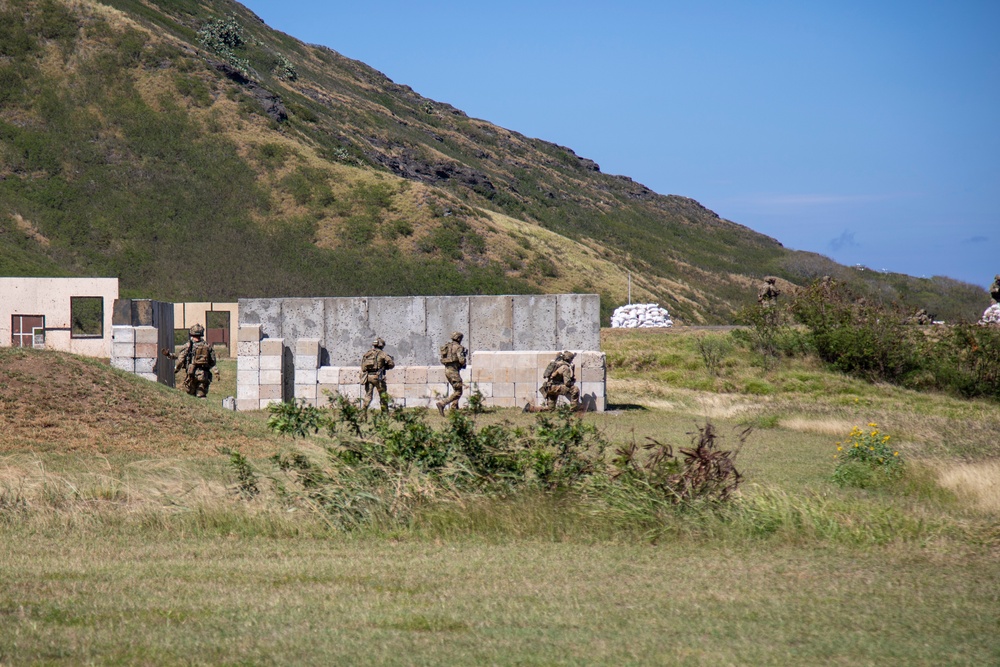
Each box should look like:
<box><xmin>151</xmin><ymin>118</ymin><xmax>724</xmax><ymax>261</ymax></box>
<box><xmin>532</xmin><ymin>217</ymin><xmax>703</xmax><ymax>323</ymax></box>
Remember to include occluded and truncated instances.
<box><xmin>0</xmin><ymin>347</ymin><xmax>278</xmax><ymax>456</ymax></box>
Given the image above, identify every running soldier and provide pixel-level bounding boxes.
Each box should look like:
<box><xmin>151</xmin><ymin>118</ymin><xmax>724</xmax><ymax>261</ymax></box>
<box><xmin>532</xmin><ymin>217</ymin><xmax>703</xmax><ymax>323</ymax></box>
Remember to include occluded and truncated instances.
<box><xmin>360</xmin><ymin>337</ymin><xmax>394</xmax><ymax>411</ymax></box>
<box><xmin>538</xmin><ymin>350</ymin><xmax>580</xmax><ymax>411</ymax></box>
<box><xmin>436</xmin><ymin>331</ymin><xmax>468</xmax><ymax>415</ymax></box>
<box><xmin>167</xmin><ymin>324</ymin><xmax>218</xmax><ymax>398</ymax></box>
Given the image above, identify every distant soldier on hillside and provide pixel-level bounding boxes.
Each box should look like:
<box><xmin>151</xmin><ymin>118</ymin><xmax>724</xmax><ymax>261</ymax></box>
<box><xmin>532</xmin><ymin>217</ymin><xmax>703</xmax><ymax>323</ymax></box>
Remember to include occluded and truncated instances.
<box><xmin>164</xmin><ymin>324</ymin><xmax>218</xmax><ymax>398</ymax></box>
<box><xmin>436</xmin><ymin>331</ymin><xmax>468</xmax><ymax>416</ymax></box>
<box><xmin>906</xmin><ymin>308</ymin><xmax>933</xmax><ymax>325</ymax></box>
<box><xmin>758</xmin><ymin>276</ymin><xmax>781</xmax><ymax>306</ymax></box>
<box><xmin>360</xmin><ymin>337</ymin><xmax>394</xmax><ymax>412</ymax></box>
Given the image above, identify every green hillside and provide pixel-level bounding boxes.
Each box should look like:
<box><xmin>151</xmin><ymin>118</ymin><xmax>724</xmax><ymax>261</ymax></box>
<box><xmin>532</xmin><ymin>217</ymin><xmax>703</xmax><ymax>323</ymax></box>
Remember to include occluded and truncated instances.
<box><xmin>0</xmin><ymin>0</ymin><xmax>988</xmax><ymax>322</ymax></box>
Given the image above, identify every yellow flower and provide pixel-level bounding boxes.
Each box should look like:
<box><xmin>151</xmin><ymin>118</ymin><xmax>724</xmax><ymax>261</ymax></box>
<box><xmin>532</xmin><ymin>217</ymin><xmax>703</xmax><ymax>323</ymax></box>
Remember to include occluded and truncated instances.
<box><xmin>837</xmin><ymin>446</ymin><xmax>843</xmax><ymax>451</ymax></box>
<box><xmin>893</xmin><ymin>452</ymin><xmax>899</xmax><ymax>456</ymax></box>
<box><xmin>882</xmin><ymin>435</ymin><xmax>890</xmax><ymax>442</ymax></box>
<box><xmin>870</xmin><ymin>431</ymin><xmax>878</xmax><ymax>437</ymax></box>
<box><xmin>868</xmin><ymin>422</ymin><xmax>877</xmax><ymax>427</ymax></box>
<box><xmin>854</xmin><ymin>443</ymin><xmax>859</xmax><ymax>448</ymax></box>
<box><xmin>869</xmin><ymin>447</ymin><xmax>874</xmax><ymax>451</ymax></box>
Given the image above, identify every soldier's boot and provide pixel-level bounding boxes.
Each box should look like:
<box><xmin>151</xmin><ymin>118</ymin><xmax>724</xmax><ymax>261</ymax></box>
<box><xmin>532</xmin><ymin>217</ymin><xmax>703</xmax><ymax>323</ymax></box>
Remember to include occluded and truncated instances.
<box><xmin>436</xmin><ymin>401</ymin><xmax>445</xmax><ymax>417</ymax></box>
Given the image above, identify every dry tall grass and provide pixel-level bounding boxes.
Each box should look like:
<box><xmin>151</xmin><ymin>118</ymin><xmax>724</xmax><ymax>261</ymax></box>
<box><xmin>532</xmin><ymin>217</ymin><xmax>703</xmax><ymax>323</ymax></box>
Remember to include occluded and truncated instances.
<box><xmin>939</xmin><ymin>460</ymin><xmax>1000</xmax><ymax>514</ymax></box>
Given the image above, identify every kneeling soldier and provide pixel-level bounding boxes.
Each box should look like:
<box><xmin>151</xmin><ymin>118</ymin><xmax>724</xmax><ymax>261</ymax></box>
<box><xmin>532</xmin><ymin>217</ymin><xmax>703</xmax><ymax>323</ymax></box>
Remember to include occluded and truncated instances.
<box><xmin>539</xmin><ymin>350</ymin><xmax>580</xmax><ymax>411</ymax></box>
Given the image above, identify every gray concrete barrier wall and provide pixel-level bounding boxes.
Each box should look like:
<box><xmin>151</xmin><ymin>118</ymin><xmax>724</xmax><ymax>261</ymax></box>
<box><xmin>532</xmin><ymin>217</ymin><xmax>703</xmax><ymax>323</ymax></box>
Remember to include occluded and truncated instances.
<box><xmin>238</xmin><ymin>294</ymin><xmax>600</xmax><ymax>367</ymax></box>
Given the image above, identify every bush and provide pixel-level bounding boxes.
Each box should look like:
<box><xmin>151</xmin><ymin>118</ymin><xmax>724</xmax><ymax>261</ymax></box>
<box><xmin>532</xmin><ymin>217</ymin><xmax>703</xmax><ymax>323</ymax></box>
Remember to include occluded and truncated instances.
<box><xmin>790</xmin><ymin>278</ymin><xmax>920</xmax><ymax>383</ymax></box>
<box><xmin>832</xmin><ymin>423</ymin><xmax>903</xmax><ymax>488</ymax></box>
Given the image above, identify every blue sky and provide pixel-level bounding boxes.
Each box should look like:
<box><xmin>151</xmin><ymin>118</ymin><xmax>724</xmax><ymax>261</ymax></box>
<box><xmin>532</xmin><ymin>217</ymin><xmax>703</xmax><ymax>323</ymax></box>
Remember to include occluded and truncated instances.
<box><xmin>241</xmin><ymin>1</ymin><xmax>999</xmax><ymax>289</ymax></box>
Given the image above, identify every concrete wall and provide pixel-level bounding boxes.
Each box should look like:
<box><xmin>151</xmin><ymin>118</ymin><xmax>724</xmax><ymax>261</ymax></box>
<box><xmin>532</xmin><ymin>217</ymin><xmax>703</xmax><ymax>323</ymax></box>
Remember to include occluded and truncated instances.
<box><xmin>238</xmin><ymin>294</ymin><xmax>600</xmax><ymax>367</ymax></box>
<box><xmin>235</xmin><ymin>294</ymin><xmax>604</xmax><ymax>412</ymax></box>
<box><xmin>0</xmin><ymin>277</ymin><xmax>119</xmax><ymax>357</ymax></box>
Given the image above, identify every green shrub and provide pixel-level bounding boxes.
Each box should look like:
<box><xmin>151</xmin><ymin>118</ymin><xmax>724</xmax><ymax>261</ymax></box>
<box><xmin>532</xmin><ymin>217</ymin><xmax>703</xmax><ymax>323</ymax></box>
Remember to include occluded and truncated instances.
<box><xmin>832</xmin><ymin>423</ymin><xmax>903</xmax><ymax>488</ymax></box>
<box><xmin>266</xmin><ymin>399</ymin><xmax>327</xmax><ymax>439</ymax></box>
<box><xmin>791</xmin><ymin>279</ymin><xmax>920</xmax><ymax>383</ymax></box>
<box><xmin>695</xmin><ymin>334</ymin><xmax>732</xmax><ymax>376</ymax></box>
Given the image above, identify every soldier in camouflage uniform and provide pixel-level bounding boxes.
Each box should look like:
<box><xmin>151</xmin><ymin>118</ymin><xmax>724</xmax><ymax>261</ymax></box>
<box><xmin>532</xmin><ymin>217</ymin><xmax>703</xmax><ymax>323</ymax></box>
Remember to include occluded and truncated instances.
<box><xmin>360</xmin><ymin>337</ymin><xmax>394</xmax><ymax>411</ymax></box>
<box><xmin>171</xmin><ymin>324</ymin><xmax>218</xmax><ymax>398</ymax></box>
<box><xmin>539</xmin><ymin>350</ymin><xmax>580</xmax><ymax>411</ymax></box>
<box><xmin>436</xmin><ymin>331</ymin><xmax>468</xmax><ymax>416</ymax></box>
<box><xmin>758</xmin><ymin>276</ymin><xmax>781</xmax><ymax>306</ymax></box>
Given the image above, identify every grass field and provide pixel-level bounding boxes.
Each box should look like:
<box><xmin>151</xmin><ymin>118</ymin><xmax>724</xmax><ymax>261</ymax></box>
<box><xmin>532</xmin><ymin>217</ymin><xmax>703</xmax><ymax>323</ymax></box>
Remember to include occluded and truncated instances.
<box><xmin>1</xmin><ymin>330</ymin><xmax>999</xmax><ymax>665</ymax></box>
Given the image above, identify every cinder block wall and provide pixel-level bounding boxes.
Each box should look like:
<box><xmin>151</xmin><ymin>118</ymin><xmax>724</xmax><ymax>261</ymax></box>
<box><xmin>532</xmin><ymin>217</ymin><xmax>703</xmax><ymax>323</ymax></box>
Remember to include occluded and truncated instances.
<box><xmin>110</xmin><ymin>299</ymin><xmax>175</xmax><ymax>386</ymax></box>
<box><xmin>236</xmin><ymin>294</ymin><xmax>606</xmax><ymax>411</ymax></box>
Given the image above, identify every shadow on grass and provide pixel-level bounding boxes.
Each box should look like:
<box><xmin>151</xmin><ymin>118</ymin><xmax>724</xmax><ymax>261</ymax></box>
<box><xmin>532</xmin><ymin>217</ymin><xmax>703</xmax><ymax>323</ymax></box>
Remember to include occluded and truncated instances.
<box><xmin>606</xmin><ymin>403</ymin><xmax>648</xmax><ymax>412</ymax></box>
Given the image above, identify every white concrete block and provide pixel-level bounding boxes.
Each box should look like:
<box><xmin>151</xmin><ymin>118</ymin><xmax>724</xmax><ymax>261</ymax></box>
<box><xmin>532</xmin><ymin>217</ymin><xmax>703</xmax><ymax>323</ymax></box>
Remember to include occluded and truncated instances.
<box><xmin>260</xmin><ymin>385</ymin><xmax>282</xmax><ymax>400</ymax></box>
<box><xmin>112</xmin><ymin>326</ymin><xmax>135</xmax><ymax>343</ymax></box>
<box><xmin>237</xmin><ymin>369</ymin><xmax>259</xmax><ymax>385</ymax></box>
<box><xmin>237</xmin><ymin>383</ymin><xmax>260</xmax><ymax>401</ymax></box>
<box><xmin>259</xmin><ymin>355</ymin><xmax>282</xmax><ymax>370</ymax></box>
<box><xmin>295</xmin><ymin>354</ymin><xmax>319</xmax><ymax>371</ymax></box>
<box><xmin>112</xmin><ymin>341</ymin><xmax>135</xmax><ymax>358</ymax></box>
<box><xmin>317</xmin><ymin>367</ymin><xmax>339</xmax><ymax>384</ymax></box>
<box><xmin>134</xmin><ymin>326</ymin><xmax>158</xmax><ymax>344</ymax></box>
<box><xmin>238</xmin><ymin>325</ymin><xmax>261</xmax><ymax>342</ymax></box>
<box><xmin>260</xmin><ymin>338</ymin><xmax>284</xmax><ymax>356</ymax></box>
<box><xmin>259</xmin><ymin>369</ymin><xmax>282</xmax><ymax>385</ymax></box>
<box><xmin>237</xmin><ymin>341</ymin><xmax>260</xmax><ymax>357</ymax></box>
<box><xmin>137</xmin><ymin>372</ymin><xmax>158</xmax><ymax>382</ymax></box>
<box><xmin>493</xmin><ymin>382</ymin><xmax>515</xmax><ymax>398</ymax></box>
<box><xmin>237</xmin><ymin>399</ymin><xmax>259</xmax><ymax>412</ymax></box>
<box><xmin>295</xmin><ymin>369</ymin><xmax>318</xmax><ymax>385</ymax></box>
<box><xmin>135</xmin><ymin>357</ymin><xmax>156</xmax><ymax>374</ymax></box>
<box><xmin>110</xmin><ymin>357</ymin><xmax>135</xmax><ymax>373</ymax></box>
<box><xmin>295</xmin><ymin>384</ymin><xmax>318</xmax><ymax>400</ymax></box>
<box><xmin>471</xmin><ymin>382</ymin><xmax>492</xmax><ymax>398</ymax></box>
<box><xmin>238</xmin><ymin>355</ymin><xmax>259</xmax><ymax>371</ymax></box>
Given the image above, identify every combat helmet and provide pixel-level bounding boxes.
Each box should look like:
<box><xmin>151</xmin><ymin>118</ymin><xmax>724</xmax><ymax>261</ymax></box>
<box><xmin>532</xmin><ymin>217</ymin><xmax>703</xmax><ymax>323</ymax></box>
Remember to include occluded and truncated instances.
<box><xmin>189</xmin><ymin>323</ymin><xmax>205</xmax><ymax>338</ymax></box>
<box><xmin>373</xmin><ymin>337</ymin><xmax>385</xmax><ymax>349</ymax></box>
<box><xmin>561</xmin><ymin>350</ymin><xmax>576</xmax><ymax>362</ymax></box>
<box><xmin>450</xmin><ymin>331</ymin><xmax>464</xmax><ymax>342</ymax></box>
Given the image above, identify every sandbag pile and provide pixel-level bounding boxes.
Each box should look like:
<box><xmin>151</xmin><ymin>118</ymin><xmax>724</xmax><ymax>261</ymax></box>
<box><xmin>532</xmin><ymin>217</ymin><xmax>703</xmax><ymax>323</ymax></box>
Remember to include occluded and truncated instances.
<box><xmin>610</xmin><ymin>303</ymin><xmax>673</xmax><ymax>328</ymax></box>
<box><xmin>980</xmin><ymin>304</ymin><xmax>1000</xmax><ymax>325</ymax></box>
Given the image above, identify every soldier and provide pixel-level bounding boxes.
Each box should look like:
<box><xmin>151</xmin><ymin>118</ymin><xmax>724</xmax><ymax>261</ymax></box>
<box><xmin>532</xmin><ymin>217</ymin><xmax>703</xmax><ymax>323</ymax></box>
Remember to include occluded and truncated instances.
<box><xmin>538</xmin><ymin>350</ymin><xmax>580</xmax><ymax>411</ymax></box>
<box><xmin>359</xmin><ymin>337</ymin><xmax>394</xmax><ymax>412</ymax></box>
<box><xmin>169</xmin><ymin>324</ymin><xmax>218</xmax><ymax>398</ymax></box>
<box><xmin>436</xmin><ymin>331</ymin><xmax>468</xmax><ymax>416</ymax></box>
<box><xmin>758</xmin><ymin>276</ymin><xmax>781</xmax><ymax>306</ymax></box>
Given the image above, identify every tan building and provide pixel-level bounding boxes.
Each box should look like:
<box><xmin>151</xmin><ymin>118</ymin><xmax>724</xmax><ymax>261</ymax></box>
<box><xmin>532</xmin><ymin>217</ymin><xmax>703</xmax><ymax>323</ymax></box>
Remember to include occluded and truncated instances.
<box><xmin>173</xmin><ymin>302</ymin><xmax>238</xmax><ymax>353</ymax></box>
<box><xmin>0</xmin><ymin>277</ymin><xmax>119</xmax><ymax>357</ymax></box>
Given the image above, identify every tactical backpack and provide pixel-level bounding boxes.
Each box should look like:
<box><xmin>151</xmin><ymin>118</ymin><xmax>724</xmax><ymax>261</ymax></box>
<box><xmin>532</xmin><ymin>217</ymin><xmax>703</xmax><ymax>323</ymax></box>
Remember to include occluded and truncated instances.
<box><xmin>192</xmin><ymin>342</ymin><xmax>213</xmax><ymax>367</ymax></box>
<box><xmin>361</xmin><ymin>350</ymin><xmax>378</xmax><ymax>373</ymax></box>
<box><xmin>439</xmin><ymin>344</ymin><xmax>454</xmax><ymax>365</ymax></box>
<box><xmin>542</xmin><ymin>359</ymin><xmax>559</xmax><ymax>381</ymax></box>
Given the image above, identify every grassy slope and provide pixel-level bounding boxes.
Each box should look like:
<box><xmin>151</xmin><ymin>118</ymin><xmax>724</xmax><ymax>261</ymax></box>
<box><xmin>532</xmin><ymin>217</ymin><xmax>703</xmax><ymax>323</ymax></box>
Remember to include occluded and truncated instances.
<box><xmin>1</xmin><ymin>335</ymin><xmax>999</xmax><ymax>664</ymax></box>
<box><xmin>0</xmin><ymin>0</ymin><xmax>988</xmax><ymax>323</ymax></box>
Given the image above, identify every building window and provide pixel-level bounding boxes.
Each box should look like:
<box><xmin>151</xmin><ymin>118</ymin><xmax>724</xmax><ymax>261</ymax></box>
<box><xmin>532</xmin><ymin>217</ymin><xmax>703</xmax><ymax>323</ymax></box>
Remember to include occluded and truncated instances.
<box><xmin>71</xmin><ymin>296</ymin><xmax>104</xmax><ymax>338</ymax></box>
<box><xmin>12</xmin><ymin>315</ymin><xmax>44</xmax><ymax>348</ymax></box>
